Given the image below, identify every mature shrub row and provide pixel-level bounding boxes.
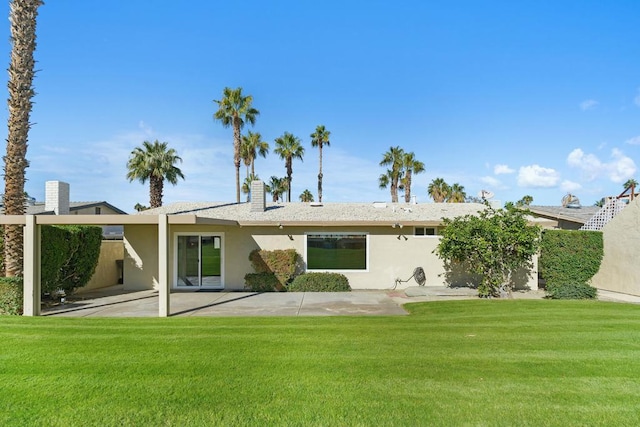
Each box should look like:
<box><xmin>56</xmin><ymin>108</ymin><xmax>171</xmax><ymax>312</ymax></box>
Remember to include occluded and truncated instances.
<box><xmin>539</xmin><ymin>230</ymin><xmax>602</xmax><ymax>299</ymax></box>
<box><xmin>289</xmin><ymin>272</ymin><xmax>350</xmax><ymax>292</ymax></box>
<box><xmin>245</xmin><ymin>249</ymin><xmax>302</xmax><ymax>291</ymax></box>
<box><xmin>41</xmin><ymin>225</ymin><xmax>103</xmax><ymax>295</ymax></box>
<box><xmin>0</xmin><ymin>277</ymin><xmax>23</xmax><ymax>315</ymax></box>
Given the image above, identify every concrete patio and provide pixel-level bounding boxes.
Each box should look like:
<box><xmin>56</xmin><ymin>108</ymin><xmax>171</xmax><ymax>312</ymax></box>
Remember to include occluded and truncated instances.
<box><xmin>40</xmin><ymin>285</ymin><xmax>640</xmax><ymax>318</ymax></box>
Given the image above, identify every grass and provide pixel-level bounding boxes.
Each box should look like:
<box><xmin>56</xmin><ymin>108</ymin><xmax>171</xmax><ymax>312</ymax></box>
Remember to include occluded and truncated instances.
<box><xmin>2</xmin><ymin>300</ymin><xmax>640</xmax><ymax>426</ymax></box>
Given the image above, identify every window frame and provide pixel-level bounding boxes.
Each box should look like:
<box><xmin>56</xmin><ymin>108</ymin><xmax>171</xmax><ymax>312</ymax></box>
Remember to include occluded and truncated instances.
<box><xmin>413</xmin><ymin>226</ymin><xmax>438</xmax><ymax>237</ymax></box>
<box><xmin>304</xmin><ymin>231</ymin><xmax>369</xmax><ymax>272</ymax></box>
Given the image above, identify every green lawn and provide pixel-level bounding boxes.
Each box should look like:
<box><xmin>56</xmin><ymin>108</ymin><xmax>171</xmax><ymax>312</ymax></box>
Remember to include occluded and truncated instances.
<box><xmin>2</xmin><ymin>300</ymin><xmax>640</xmax><ymax>426</ymax></box>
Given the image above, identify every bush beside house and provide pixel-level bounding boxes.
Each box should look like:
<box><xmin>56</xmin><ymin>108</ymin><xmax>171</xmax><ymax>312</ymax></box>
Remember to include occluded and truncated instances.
<box><xmin>289</xmin><ymin>272</ymin><xmax>351</xmax><ymax>292</ymax></box>
<box><xmin>40</xmin><ymin>225</ymin><xmax>103</xmax><ymax>295</ymax></box>
<box><xmin>0</xmin><ymin>277</ymin><xmax>22</xmax><ymax>315</ymax></box>
<box><xmin>539</xmin><ymin>230</ymin><xmax>602</xmax><ymax>299</ymax></box>
<box><xmin>245</xmin><ymin>249</ymin><xmax>302</xmax><ymax>292</ymax></box>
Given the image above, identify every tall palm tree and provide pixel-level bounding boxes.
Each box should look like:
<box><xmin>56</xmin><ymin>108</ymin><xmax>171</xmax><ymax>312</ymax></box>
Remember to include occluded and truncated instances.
<box><xmin>4</xmin><ymin>0</ymin><xmax>43</xmax><ymax>277</ymax></box>
<box><xmin>400</xmin><ymin>151</ymin><xmax>425</xmax><ymax>203</ymax></box>
<box><xmin>126</xmin><ymin>140</ymin><xmax>185</xmax><ymax>208</ymax></box>
<box><xmin>623</xmin><ymin>178</ymin><xmax>638</xmax><ymax>191</ymax></box>
<box><xmin>379</xmin><ymin>146</ymin><xmax>405</xmax><ymax>203</ymax></box>
<box><xmin>274</xmin><ymin>132</ymin><xmax>305</xmax><ymax>202</ymax></box>
<box><xmin>310</xmin><ymin>125</ymin><xmax>331</xmax><ymax>202</ymax></box>
<box><xmin>447</xmin><ymin>183</ymin><xmax>466</xmax><ymax>203</ymax></box>
<box><xmin>516</xmin><ymin>195</ymin><xmax>534</xmax><ymax>207</ymax></box>
<box><xmin>299</xmin><ymin>189</ymin><xmax>314</xmax><ymax>202</ymax></box>
<box><xmin>267</xmin><ymin>176</ymin><xmax>287</xmax><ymax>202</ymax></box>
<box><xmin>241</xmin><ymin>131</ymin><xmax>269</xmax><ymax>179</ymax></box>
<box><xmin>213</xmin><ymin>87</ymin><xmax>259</xmax><ymax>203</ymax></box>
<box><xmin>428</xmin><ymin>178</ymin><xmax>451</xmax><ymax>203</ymax></box>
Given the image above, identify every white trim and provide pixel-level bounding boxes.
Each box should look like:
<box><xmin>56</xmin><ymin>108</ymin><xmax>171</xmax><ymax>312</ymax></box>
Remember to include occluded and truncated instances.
<box><xmin>173</xmin><ymin>232</ymin><xmax>225</xmax><ymax>290</ymax></box>
<box><xmin>304</xmin><ymin>231</ymin><xmax>369</xmax><ymax>273</ymax></box>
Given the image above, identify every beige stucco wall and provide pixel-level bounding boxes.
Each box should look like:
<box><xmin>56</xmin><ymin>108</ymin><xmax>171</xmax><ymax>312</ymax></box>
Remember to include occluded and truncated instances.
<box><xmin>124</xmin><ymin>224</ymin><xmax>159</xmax><ymax>290</ymax></box>
<box><xmin>76</xmin><ymin>240</ymin><xmax>124</xmax><ymax>293</ymax></box>
<box><xmin>123</xmin><ymin>224</ymin><xmax>538</xmax><ymax>291</ymax></box>
<box><xmin>590</xmin><ymin>198</ymin><xmax>640</xmax><ymax>296</ymax></box>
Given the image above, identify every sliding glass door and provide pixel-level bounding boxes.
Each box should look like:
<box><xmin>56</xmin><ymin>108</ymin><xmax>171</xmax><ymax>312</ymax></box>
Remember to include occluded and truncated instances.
<box><xmin>175</xmin><ymin>234</ymin><xmax>223</xmax><ymax>289</ymax></box>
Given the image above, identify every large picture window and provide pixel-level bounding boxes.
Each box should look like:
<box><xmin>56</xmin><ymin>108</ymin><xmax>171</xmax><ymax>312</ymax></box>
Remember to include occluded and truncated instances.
<box><xmin>306</xmin><ymin>233</ymin><xmax>368</xmax><ymax>271</ymax></box>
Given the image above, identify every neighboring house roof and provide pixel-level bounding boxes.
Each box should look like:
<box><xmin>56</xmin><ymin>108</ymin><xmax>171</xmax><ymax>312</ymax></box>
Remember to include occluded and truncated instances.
<box><xmin>526</xmin><ymin>205</ymin><xmax>601</xmax><ymax>226</ymax></box>
<box><xmin>140</xmin><ymin>201</ymin><xmax>519</xmax><ymax>226</ymax></box>
<box><xmin>19</xmin><ymin>201</ymin><xmax>128</xmax><ymax>216</ymax></box>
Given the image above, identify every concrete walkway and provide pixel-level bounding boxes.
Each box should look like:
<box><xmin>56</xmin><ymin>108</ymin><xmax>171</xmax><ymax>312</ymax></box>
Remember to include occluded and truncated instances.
<box><xmin>41</xmin><ymin>285</ymin><xmax>640</xmax><ymax>318</ymax></box>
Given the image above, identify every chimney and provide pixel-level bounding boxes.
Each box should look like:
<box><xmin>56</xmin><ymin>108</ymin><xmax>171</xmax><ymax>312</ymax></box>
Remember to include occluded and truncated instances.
<box><xmin>45</xmin><ymin>181</ymin><xmax>70</xmax><ymax>215</ymax></box>
<box><xmin>250</xmin><ymin>180</ymin><xmax>266</xmax><ymax>212</ymax></box>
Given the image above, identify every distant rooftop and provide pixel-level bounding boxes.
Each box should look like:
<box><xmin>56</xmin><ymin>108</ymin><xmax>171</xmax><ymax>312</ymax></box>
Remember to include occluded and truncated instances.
<box><xmin>527</xmin><ymin>205</ymin><xmax>601</xmax><ymax>225</ymax></box>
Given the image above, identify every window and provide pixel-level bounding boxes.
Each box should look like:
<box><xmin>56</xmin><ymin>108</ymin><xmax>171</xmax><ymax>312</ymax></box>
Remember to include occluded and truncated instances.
<box><xmin>95</xmin><ymin>207</ymin><xmax>102</xmax><ymax>215</ymax></box>
<box><xmin>306</xmin><ymin>233</ymin><xmax>368</xmax><ymax>270</ymax></box>
<box><xmin>414</xmin><ymin>226</ymin><xmax>437</xmax><ymax>236</ymax></box>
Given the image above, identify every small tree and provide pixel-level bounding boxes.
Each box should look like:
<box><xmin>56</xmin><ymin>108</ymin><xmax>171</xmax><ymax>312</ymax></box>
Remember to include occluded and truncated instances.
<box><xmin>435</xmin><ymin>203</ymin><xmax>541</xmax><ymax>297</ymax></box>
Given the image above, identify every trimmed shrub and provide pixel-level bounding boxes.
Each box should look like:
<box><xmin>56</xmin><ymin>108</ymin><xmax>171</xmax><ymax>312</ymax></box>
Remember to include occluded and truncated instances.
<box><xmin>41</xmin><ymin>225</ymin><xmax>103</xmax><ymax>295</ymax></box>
<box><xmin>546</xmin><ymin>283</ymin><xmax>598</xmax><ymax>300</ymax></box>
<box><xmin>244</xmin><ymin>272</ymin><xmax>281</xmax><ymax>292</ymax></box>
<box><xmin>0</xmin><ymin>277</ymin><xmax>23</xmax><ymax>315</ymax></box>
<box><xmin>248</xmin><ymin>249</ymin><xmax>302</xmax><ymax>290</ymax></box>
<box><xmin>539</xmin><ymin>230</ymin><xmax>603</xmax><ymax>286</ymax></box>
<box><xmin>289</xmin><ymin>272</ymin><xmax>351</xmax><ymax>292</ymax></box>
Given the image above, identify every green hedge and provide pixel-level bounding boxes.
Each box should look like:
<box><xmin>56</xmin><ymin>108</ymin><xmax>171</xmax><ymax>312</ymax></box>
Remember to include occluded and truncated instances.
<box><xmin>539</xmin><ymin>230</ymin><xmax>602</xmax><ymax>299</ymax></box>
<box><xmin>244</xmin><ymin>272</ymin><xmax>281</xmax><ymax>292</ymax></box>
<box><xmin>247</xmin><ymin>249</ymin><xmax>301</xmax><ymax>291</ymax></box>
<box><xmin>41</xmin><ymin>225</ymin><xmax>103</xmax><ymax>295</ymax></box>
<box><xmin>546</xmin><ymin>283</ymin><xmax>598</xmax><ymax>300</ymax></box>
<box><xmin>289</xmin><ymin>273</ymin><xmax>351</xmax><ymax>292</ymax></box>
<box><xmin>0</xmin><ymin>277</ymin><xmax>23</xmax><ymax>315</ymax></box>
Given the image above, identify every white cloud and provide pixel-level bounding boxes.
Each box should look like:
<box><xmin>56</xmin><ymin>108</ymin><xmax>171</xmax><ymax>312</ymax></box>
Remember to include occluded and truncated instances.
<box><xmin>494</xmin><ymin>164</ymin><xmax>514</xmax><ymax>175</ymax></box>
<box><xmin>608</xmin><ymin>148</ymin><xmax>637</xmax><ymax>183</ymax></box>
<box><xmin>626</xmin><ymin>136</ymin><xmax>640</xmax><ymax>145</ymax></box>
<box><xmin>567</xmin><ymin>148</ymin><xmax>602</xmax><ymax>180</ymax></box>
<box><xmin>566</xmin><ymin>148</ymin><xmax>636</xmax><ymax>184</ymax></box>
<box><xmin>580</xmin><ymin>99</ymin><xmax>598</xmax><ymax>111</ymax></box>
<box><xmin>517</xmin><ymin>165</ymin><xmax>560</xmax><ymax>188</ymax></box>
<box><xmin>561</xmin><ymin>180</ymin><xmax>582</xmax><ymax>192</ymax></box>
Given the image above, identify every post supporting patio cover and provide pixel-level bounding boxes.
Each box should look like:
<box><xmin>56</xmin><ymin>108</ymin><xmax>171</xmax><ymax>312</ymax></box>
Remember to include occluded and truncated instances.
<box><xmin>23</xmin><ymin>215</ymin><xmax>41</xmax><ymax>316</ymax></box>
<box><xmin>158</xmin><ymin>214</ymin><xmax>170</xmax><ymax>317</ymax></box>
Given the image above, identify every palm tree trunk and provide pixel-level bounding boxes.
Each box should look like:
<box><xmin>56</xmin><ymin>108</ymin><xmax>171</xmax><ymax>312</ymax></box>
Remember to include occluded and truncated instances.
<box><xmin>286</xmin><ymin>158</ymin><xmax>293</xmax><ymax>202</ymax></box>
<box><xmin>4</xmin><ymin>0</ymin><xmax>42</xmax><ymax>277</ymax></box>
<box><xmin>404</xmin><ymin>171</ymin><xmax>412</xmax><ymax>203</ymax></box>
<box><xmin>233</xmin><ymin>120</ymin><xmax>241</xmax><ymax>203</ymax></box>
<box><xmin>150</xmin><ymin>176</ymin><xmax>163</xmax><ymax>208</ymax></box>
<box><xmin>318</xmin><ymin>144</ymin><xmax>323</xmax><ymax>202</ymax></box>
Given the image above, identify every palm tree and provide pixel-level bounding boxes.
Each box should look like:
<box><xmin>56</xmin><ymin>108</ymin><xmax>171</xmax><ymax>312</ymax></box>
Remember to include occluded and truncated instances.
<box><xmin>213</xmin><ymin>87</ymin><xmax>259</xmax><ymax>203</ymax></box>
<box><xmin>400</xmin><ymin>151</ymin><xmax>425</xmax><ymax>203</ymax></box>
<box><xmin>428</xmin><ymin>178</ymin><xmax>451</xmax><ymax>203</ymax></box>
<box><xmin>379</xmin><ymin>146</ymin><xmax>405</xmax><ymax>203</ymax></box>
<box><xmin>241</xmin><ymin>131</ymin><xmax>269</xmax><ymax>179</ymax></box>
<box><xmin>126</xmin><ymin>140</ymin><xmax>185</xmax><ymax>208</ymax></box>
<box><xmin>267</xmin><ymin>176</ymin><xmax>287</xmax><ymax>203</ymax></box>
<box><xmin>299</xmin><ymin>189</ymin><xmax>314</xmax><ymax>202</ymax></box>
<box><xmin>516</xmin><ymin>195</ymin><xmax>534</xmax><ymax>207</ymax></box>
<box><xmin>447</xmin><ymin>183</ymin><xmax>466</xmax><ymax>203</ymax></box>
<box><xmin>274</xmin><ymin>132</ymin><xmax>305</xmax><ymax>202</ymax></box>
<box><xmin>3</xmin><ymin>0</ymin><xmax>43</xmax><ymax>277</ymax></box>
<box><xmin>310</xmin><ymin>125</ymin><xmax>331</xmax><ymax>202</ymax></box>
<box><xmin>623</xmin><ymin>178</ymin><xmax>638</xmax><ymax>191</ymax></box>
<box><xmin>241</xmin><ymin>173</ymin><xmax>260</xmax><ymax>202</ymax></box>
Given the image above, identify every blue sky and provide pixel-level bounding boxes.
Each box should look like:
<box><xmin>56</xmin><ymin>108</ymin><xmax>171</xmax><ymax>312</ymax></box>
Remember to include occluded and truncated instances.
<box><xmin>1</xmin><ymin>0</ymin><xmax>639</xmax><ymax>212</ymax></box>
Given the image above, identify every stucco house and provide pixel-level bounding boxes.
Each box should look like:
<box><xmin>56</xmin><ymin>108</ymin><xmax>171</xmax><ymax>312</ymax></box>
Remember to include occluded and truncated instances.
<box><xmin>4</xmin><ymin>182</ymin><xmax>542</xmax><ymax>317</ymax></box>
